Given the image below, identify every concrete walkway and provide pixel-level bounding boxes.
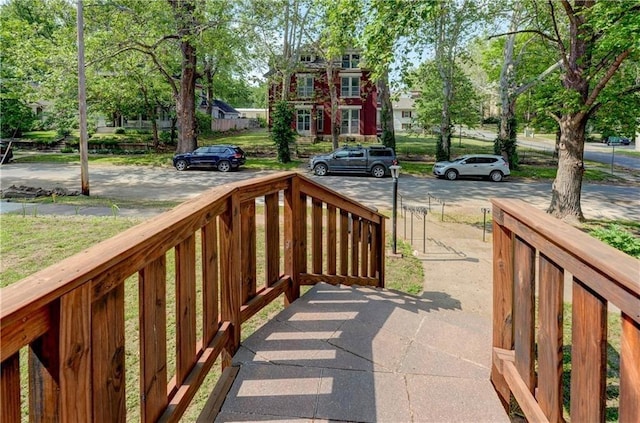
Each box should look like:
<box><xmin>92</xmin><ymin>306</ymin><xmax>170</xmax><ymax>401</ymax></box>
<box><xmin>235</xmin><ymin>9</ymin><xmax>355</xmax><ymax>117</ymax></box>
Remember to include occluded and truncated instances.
<box><xmin>216</xmin><ymin>215</ymin><xmax>509</xmax><ymax>422</ymax></box>
<box><xmin>217</xmin><ymin>283</ymin><xmax>508</xmax><ymax>423</ymax></box>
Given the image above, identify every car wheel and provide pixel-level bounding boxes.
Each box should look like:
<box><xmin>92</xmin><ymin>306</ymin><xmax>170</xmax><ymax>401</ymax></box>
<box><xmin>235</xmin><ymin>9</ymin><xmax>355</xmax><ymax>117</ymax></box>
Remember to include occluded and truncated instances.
<box><xmin>314</xmin><ymin>163</ymin><xmax>328</xmax><ymax>176</ymax></box>
<box><xmin>371</xmin><ymin>164</ymin><xmax>385</xmax><ymax>178</ymax></box>
<box><xmin>217</xmin><ymin>160</ymin><xmax>231</xmax><ymax>172</ymax></box>
<box><xmin>175</xmin><ymin>159</ymin><xmax>188</xmax><ymax>171</ymax></box>
<box><xmin>490</xmin><ymin>170</ymin><xmax>504</xmax><ymax>182</ymax></box>
<box><xmin>445</xmin><ymin>169</ymin><xmax>458</xmax><ymax>180</ymax></box>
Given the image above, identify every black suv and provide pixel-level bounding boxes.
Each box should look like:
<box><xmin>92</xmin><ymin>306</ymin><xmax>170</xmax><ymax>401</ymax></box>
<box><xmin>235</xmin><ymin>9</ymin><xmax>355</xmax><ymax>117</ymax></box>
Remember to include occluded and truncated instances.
<box><xmin>173</xmin><ymin>145</ymin><xmax>246</xmax><ymax>172</ymax></box>
<box><xmin>309</xmin><ymin>144</ymin><xmax>397</xmax><ymax>178</ymax></box>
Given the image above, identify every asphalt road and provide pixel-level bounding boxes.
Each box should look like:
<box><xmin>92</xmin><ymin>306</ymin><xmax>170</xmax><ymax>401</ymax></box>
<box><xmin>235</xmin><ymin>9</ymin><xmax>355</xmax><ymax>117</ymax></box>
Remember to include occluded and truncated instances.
<box><xmin>469</xmin><ymin>128</ymin><xmax>640</xmax><ymax>170</ymax></box>
<box><xmin>1</xmin><ymin>163</ymin><xmax>638</xmax><ymax>221</ymax></box>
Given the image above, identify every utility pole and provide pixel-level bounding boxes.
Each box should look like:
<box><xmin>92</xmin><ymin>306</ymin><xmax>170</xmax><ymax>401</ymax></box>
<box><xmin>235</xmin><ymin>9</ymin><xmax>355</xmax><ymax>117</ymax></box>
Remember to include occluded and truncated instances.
<box><xmin>77</xmin><ymin>0</ymin><xmax>90</xmax><ymax>195</ymax></box>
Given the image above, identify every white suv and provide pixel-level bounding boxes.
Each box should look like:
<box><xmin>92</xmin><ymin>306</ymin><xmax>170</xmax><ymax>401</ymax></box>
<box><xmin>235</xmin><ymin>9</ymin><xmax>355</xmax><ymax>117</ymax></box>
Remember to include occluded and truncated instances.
<box><xmin>433</xmin><ymin>154</ymin><xmax>510</xmax><ymax>182</ymax></box>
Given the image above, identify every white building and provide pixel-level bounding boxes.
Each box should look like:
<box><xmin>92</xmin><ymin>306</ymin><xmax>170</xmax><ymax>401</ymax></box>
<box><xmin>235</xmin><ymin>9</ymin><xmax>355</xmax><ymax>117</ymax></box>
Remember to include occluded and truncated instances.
<box><xmin>392</xmin><ymin>96</ymin><xmax>416</xmax><ymax>133</ymax></box>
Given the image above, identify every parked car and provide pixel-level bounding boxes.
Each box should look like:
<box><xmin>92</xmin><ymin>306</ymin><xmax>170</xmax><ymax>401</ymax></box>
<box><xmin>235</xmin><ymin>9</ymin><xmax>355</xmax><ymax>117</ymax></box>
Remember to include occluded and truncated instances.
<box><xmin>173</xmin><ymin>145</ymin><xmax>246</xmax><ymax>171</ymax></box>
<box><xmin>309</xmin><ymin>144</ymin><xmax>398</xmax><ymax>178</ymax></box>
<box><xmin>433</xmin><ymin>154</ymin><xmax>510</xmax><ymax>182</ymax></box>
<box><xmin>0</xmin><ymin>141</ymin><xmax>13</xmax><ymax>164</ymax></box>
<box><xmin>604</xmin><ymin>136</ymin><xmax>631</xmax><ymax>146</ymax></box>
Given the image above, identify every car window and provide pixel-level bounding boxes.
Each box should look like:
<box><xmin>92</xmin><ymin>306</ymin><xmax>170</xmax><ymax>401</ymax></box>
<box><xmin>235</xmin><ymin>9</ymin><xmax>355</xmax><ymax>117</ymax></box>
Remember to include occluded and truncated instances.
<box><xmin>464</xmin><ymin>157</ymin><xmax>477</xmax><ymax>164</ymax></box>
<box><xmin>335</xmin><ymin>151</ymin><xmax>349</xmax><ymax>158</ymax></box>
<box><xmin>477</xmin><ymin>158</ymin><xmax>497</xmax><ymax>164</ymax></box>
<box><xmin>369</xmin><ymin>149</ymin><xmax>393</xmax><ymax>157</ymax></box>
<box><xmin>350</xmin><ymin>151</ymin><xmax>364</xmax><ymax>158</ymax></box>
<box><xmin>194</xmin><ymin>147</ymin><xmax>207</xmax><ymax>154</ymax></box>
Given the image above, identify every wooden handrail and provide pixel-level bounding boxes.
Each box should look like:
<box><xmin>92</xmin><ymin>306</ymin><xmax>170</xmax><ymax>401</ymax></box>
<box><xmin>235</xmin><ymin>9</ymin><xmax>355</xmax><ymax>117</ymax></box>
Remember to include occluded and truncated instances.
<box><xmin>0</xmin><ymin>171</ymin><xmax>386</xmax><ymax>422</ymax></box>
<box><xmin>491</xmin><ymin>198</ymin><xmax>640</xmax><ymax>423</ymax></box>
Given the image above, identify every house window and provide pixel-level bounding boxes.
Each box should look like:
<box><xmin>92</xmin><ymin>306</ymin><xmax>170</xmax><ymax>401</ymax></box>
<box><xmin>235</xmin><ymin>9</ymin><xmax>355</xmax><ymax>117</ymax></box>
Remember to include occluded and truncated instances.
<box><xmin>401</xmin><ymin>123</ymin><xmax>412</xmax><ymax>130</ymax></box>
<box><xmin>342</xmin><ymin>53</ymin><xmax>360</xmax><ymax>69</ymax></box>
<box><xmin>297</xmin><ymin>109</ymin><xmax>311</xmax><ymax>132</ymax></box>
<box><xmin>297</xmin><ymin>76</ymin><xmax>314</xmax><ymax>98</ymax></box>
<box><xmin>316</xmin><ymin>109</ymin><xmax>324</xmax><ymax>132</ymax></box>
<box><xmin>300</xmin><ymin>54</ymin><xmax>313</xmax><ymax>63</ymax></box>
<box><xmin>341</xmin><ymin>109</ymin><xmax>360</xmax><ymax>134</ymax></box>
<box><xmin>341</xmin><ymin>76</ymin><xmax>360</xmax><ymax>97</ymax></box>
<box><xmin>402</xmin><ymin>111</ymin><xmax>412</xmax><ymax>118</ymax></box>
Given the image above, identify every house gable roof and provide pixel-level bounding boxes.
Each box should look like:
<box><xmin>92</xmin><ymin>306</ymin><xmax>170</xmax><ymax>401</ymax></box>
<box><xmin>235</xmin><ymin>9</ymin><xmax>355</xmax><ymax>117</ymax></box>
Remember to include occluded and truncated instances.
<box><xmin>213</xmin><ymin>99</ymin><xmax>239</xmax><ymax>114</ymax></box>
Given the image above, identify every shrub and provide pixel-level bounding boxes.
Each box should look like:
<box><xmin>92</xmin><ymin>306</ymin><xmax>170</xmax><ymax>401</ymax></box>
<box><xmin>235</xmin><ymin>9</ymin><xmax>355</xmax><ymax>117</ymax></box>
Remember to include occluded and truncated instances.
<box><xmin>482</xmin><ymin>116</ymin><xmax>499</xmax><ymax>125</ymax></box>
<box><xmin>590</xmin><ymin>224</ymin><xmax>640</xmax><ymax>258</ymax></box>
<box><xmin>196</xmin><ymin>111</ymin><xmax>212</xmax><ymax>136</ymax></box>
<box><xmin>56</xmin><ymin>127</ymin><xmax>71</xmax><ymax>139</ymax></box>
<box><xmin>60</xmin><ymin>147</ymin><xmax>75</xmax><ymax>153</ymax></box>
<box><xmin>271</xmin><ymin>101</ymin><xmax>295</xmax><ymax>163</ymax></box>
<box><xmin>114</xmin><ymin>127</ymin><xmax>125</xmax><ymax>134</ymax></box>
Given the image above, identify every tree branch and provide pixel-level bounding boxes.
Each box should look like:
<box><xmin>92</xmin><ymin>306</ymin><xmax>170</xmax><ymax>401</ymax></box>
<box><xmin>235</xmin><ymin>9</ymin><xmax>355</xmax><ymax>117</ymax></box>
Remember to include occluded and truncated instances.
<box><xmin>546</xmin><ymin>110</ymin><xmax>561</xmax><ymax>124</ymax></box>
<box><xmin>513</xmin><ymin>59</ymin><xmax>563</xmax><ymax>97</ymax></box>
<box><xmin>585</xmin><ymin>49</ymin><xmax>631</xmax><ymax>110</ymax></box>
<box><xmin>548</xmin><ymin>1</ymin><xmax>570</xmax><ymax>71</ymax></box>
<box><xmin>488</xmin><ymin>29</ymin><xmax>558</xmax><ymax>44</ymax></box>
<box><xmin>588</xmin><ymin>84</ymin><xmax>640</xmax><ymax>119</ymax></box>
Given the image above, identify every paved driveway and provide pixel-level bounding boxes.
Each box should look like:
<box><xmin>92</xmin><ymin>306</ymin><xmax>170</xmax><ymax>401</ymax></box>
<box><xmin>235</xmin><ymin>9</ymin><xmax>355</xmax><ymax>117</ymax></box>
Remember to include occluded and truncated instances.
<box><xmin>1</xmin><ymin>163</ymin><xmax>638</xmax><ymax>220</ymax></box>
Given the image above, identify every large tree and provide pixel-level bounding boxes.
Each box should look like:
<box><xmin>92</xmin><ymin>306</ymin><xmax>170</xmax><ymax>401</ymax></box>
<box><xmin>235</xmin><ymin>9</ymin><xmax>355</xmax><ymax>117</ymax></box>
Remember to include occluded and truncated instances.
<box><xmin>408</xmin><ymin>60</ymin><xmax>482</xmax><ymax>135</ymax></box>
<box><xmin>363</xmin><ymin>0</ymin><xmax>493</xmax><ymax>161</ymax></box>
<box><xmin>538</xmin><ymin>1</ymin><xmax>639</xmax><ymax>221</ymax></box>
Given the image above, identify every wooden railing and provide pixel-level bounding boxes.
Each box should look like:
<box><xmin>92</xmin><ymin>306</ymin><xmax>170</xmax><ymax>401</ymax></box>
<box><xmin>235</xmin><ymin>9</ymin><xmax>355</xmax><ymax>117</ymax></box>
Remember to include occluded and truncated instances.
<box><xmin>491</xmin><ymin>199</ymin><xmax>640</xmax><ymax>423</ymax></box>
<box><xmin>0</xmin><ymin>172</ymin><xmax>385</xmax><ymax>422</ymax></box>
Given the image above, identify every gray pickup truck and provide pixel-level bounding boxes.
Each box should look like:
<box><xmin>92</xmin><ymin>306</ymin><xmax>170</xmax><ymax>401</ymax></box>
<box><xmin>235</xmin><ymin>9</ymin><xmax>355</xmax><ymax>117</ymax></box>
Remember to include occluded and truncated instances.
<box><xmin>309</xmin><ymin>144</ymin><xmax>398</xmax><ymax>178</ymax></box>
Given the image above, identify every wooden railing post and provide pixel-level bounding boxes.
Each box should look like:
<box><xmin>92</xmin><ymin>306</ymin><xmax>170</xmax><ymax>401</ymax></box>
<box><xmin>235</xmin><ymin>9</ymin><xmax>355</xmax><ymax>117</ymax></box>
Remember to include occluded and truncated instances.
<box><xmin>175</xmin><ymin>235</ymin><xmax>197</xmax><ymax>384</ymax></box>
<box><xmin>570</xmin><ymin>278</ymin><xmax>607</xmax><ymax>422</ymax></box>
<box><xmin>513</xmin><ymin>237</ymin><xmax>535</xmax><ymax>393</ymax></box>
<box><xmin>491</xmin><ymin>206</ymin><xmax>514</xmax><ymax>410</ymax></box>
<box><xmin>1</xmin><ymin>353</ymin><xmax>21</xmax><ymax>422</ymax></box>
<box><xmin>139</xmin><ymin>256</ymin><xmax>168</xmax><ymax>423</ymax></box>
<box><xmin>60</xmin><ymin>284</ymin><xmax>92</xmax><ymax>422</ymax></box>
<box><xmin>537</xmin><ymin>254</ymin><xmax>564</xmax><ymax>423</ymax></box>
<box><xmin>284</xmin><ymin>176</ymin><xmax>301</xmax><ymax>304</ymax></box>
<box><xmin>619</xmin><ymin>313</ymin><xmax>640</xmax><ymax>422</ymax></box>
<box><xmin>220</xmin><ymin>192</ymin><xmax>242</xmax><ymax>365</ymax></box>
<box><xmin>29</xmin><ymin>301</ymin><xmax>60</xmax><ymax>422</ymax></box>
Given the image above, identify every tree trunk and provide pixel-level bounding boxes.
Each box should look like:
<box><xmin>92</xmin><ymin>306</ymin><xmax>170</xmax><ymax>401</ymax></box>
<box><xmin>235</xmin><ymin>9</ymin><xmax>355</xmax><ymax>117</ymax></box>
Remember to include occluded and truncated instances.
<box><xmin>379</xmin><ymin>69</ymin><xmax>395</xmax><ymax>151</ymax></box>
<box><xmin>204</xmin><ymin>59</ymin><xmax>214</xmax><ymax>116</ymax></box>
<box><xmin>176</xmin><ymin>39</ymin><xmax>197</xmax><ymax>153</ymax></box>
<box><xmin>547</xmin><ymin>114</ymin><xmax>586</xmax><ymax>221</ymax></box>
<box><xmin>169</xmin><ymin>0</ymin><xmax>198</xmax><ymax>154</ymax></box>
<box><xmin>438</xmin><ymin>77</ymin><xmax>452</xmax><ymax>161</ymax></box>
<box><xmin>151</xmin><ymin>119</ymin><xmax>159</xmax><ymax>150</ymax></box>
<box><xmin>326</xmin><ymin>66</ymin><xmax>340</xmax><ymax>149</ymax></box>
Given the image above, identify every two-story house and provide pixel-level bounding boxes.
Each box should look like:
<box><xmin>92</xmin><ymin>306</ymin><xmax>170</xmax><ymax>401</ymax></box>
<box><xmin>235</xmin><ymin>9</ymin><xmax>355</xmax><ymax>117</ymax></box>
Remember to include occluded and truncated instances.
<box><xmin>268</xmin><ymin>50</ymin><xmax>378</xmax><ymax>142</ymax></box>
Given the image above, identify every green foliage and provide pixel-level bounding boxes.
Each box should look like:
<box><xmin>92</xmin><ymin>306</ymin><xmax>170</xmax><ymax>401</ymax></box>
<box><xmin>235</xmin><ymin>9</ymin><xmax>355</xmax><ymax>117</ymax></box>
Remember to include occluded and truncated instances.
<box><xmin>589</xmin><ymin>225</ymin><xmax>640</xmax><ymax>258</ymax></box>
<box><xmin>408</xmin><ymin>60</ymin><xmax>482</xmax><ymax>130</ymax></box>
<box><xmin>0</xmin><ymin>98</ymin><xmax>35</xmax><ymax>137</ymax></box>
<box><xmin>255</xmin><ymin>116</ymin><xmax>267</xmax><ymax>128</ymax></box>
<box><xmin>271</xmin><ymin>100</ymin><xmax>295</xmax><ymax>163</ymax></box>
<box><xmin>114</xmin><ymin>127</ymin><xmax>126</xmax><ymax>134</ymax></box>
<box><xmin>494</xmin><ymin>116</ymin><xmax>519</xmax><ymax>169</ymax></box>
<box><xmin>196</xmin><ymin>111</ymin><xmax>212</xmax><ymax>136</ymax></box>
<box><xmin>56</xmin><ymin>127</ymin><xmax>71</xmax><ymax>139</ymax></box>
<box><xmin>436</xmin><ymin>133</ymin><xmax>450</xmax><ymax>162</ymax></box>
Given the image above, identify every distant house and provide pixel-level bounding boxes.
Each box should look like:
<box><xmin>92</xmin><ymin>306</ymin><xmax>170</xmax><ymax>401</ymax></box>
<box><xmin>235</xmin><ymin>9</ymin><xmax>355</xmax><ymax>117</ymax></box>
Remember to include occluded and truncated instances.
<box><xmin>392</xmin><ymin>95</ymin><xmax>417</xmax><ymax>133</ymax></box>
<box><xmin>210</xmin><ymin>99</ymin><xmax>240</xmax><ymax>120</ymax></box>
<box><xmin>236</xmin><ymin>108</ymin><xmax>268</xmax><ymax>119</ymax></box>
<box><xmin>267</xmin><ymin>49</ymin><xmax>378</xmax><ymax>142</ymax></box>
